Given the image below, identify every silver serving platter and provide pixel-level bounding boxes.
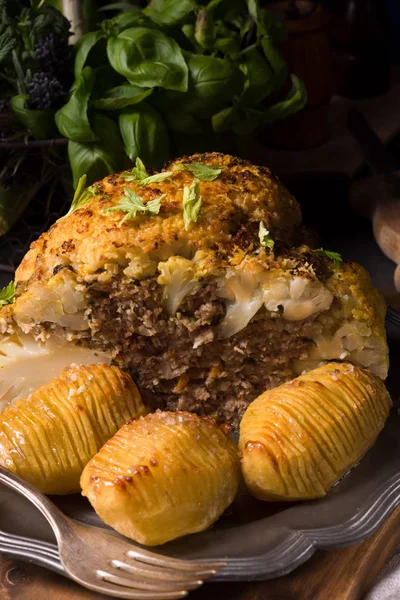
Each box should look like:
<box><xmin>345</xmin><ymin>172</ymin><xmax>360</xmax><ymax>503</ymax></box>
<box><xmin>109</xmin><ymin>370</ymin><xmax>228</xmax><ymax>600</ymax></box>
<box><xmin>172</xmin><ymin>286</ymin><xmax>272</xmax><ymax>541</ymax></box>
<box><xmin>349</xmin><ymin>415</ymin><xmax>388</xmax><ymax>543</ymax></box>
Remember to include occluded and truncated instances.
<box><xmin>0</xmin><ymin>328</ymin><xmax>399</xmax><ymax>582</ymax></box>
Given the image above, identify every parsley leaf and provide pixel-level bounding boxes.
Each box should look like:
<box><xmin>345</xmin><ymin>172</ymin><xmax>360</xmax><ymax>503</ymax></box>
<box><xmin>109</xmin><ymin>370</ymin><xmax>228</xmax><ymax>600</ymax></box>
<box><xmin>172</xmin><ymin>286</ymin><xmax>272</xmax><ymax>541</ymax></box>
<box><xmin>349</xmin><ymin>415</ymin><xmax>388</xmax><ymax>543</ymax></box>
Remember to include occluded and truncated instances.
<box><xmin>120</xmin><ymin>157</ymin><xmax>148</xmax><ymax>182</ymax></box>
<box><xmin>103</xmin><ymin>187</ymin><xmax>164</xmax><ymax>226</ymax></box>
<box><xmin>120</xmin><ymin>157</ymin><xmax>173</xmax><ymax>186</ymax></box>
<box><xmin>61</xmin><ymin>175</ymin><xmax>108</xmax><ymax>220</ymax></box>
<box><xmin>259</xmin><ymin>221</ymin><xmax>275</xmax><ymax>250</ymax></box>
<box><xmin>182</xmin><ymin>178</ymin><xmax>202</xmax><ymax>230</ymax></box>
<box><xmin>177</xmin><ymin>162</ymin><xmax>223</xmax><ymax>182</ymax></box>
<box><xmin>313</xmin><ymin>248</ymin><xmax>343</xmax><ymax>271</ymax></box>
<box><xmin>0</xmin><ymin>281</ymin><xmax>15</xmax><ymax>307</ymax></box>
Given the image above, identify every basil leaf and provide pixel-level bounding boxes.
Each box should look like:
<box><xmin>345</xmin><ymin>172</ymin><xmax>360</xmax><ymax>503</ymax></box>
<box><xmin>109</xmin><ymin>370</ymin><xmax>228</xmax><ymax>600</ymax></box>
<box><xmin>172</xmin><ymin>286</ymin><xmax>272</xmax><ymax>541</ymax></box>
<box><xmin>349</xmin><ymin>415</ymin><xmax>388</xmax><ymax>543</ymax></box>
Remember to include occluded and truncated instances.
<box><xmin>10</xmin><ymin>95</ymin><xmax>57</xmax><ymax>140</ymax></box>
<box><xmin>194</xmin><ymin>9</ymin><xmax>215</xmax><ymax>51</ymax></box>
<box><xmin>259</xmin><ymin>8</ymin><xmax>287</xmax><ymax>43</ymax></box>
<box><xmin>111</xmin><ymin>10</ymin><xmax>157</xmax><ymax>31</ymax></box>
<box><xmin>212</xmin><ymin>106</ymin><xmax>236</xmax><ymax>133</ymax></box>
<box><xmin>143</xmin><ymin>0</ymin><xmax>195</xmax><ymax>26</ymax></box>
<box><xmin>55</xmin><ymin>67</ymin><xmax>98</xmax><ymax>142</ymax></box>
<box><xmin>68</xmin><ymin>112</ymin><xmax>124</xmax><ymax>187</ymax></box>
<box><xmin>259</xmin><ymin>221</ymin><xmax>274</xmax><ymax>250</ymax></box>
<box><xmin>239</xmin><ymin>46</ymin><xmax>276</xmax><ymax>105</ymax></box>
<box><xmin>107</xmin><ymin>27</ymin><xmax>188</xmax><ymax>92</ymax></box>
<box><xmin>0</xmin><ymin>281</ymin><xmax>15</xmax><ymax>307</ymax></box>
<box><xmin>182</xmin><ymin>178</ymin><xmax>202</xmax><ymax>230</ymax></box>
<box><xmin>258</xmin><ymin>74</ymin><xmax>307</xmax><ymax>124</ymax></box>
<box><xmin>164</xmin><ymin>110</ymin><xmax>202</xmax><ymax>134</ymax></box>
<box><xmin>74</xmin><ymin>31</ymin><xmax>105</xmax><ymax>78</ymax></box>
<box><xmin>313</xmin><ymin>248</ymin><xmax>343</xmax><ymax>272</ymax></box>
<box><xmin>119</xmin><ymin>103</ymin><xmax>169</xmax><ymax>170</ymax></box>
<box><xmin>213</xmin><ymin>37</ymin><xmax>240</xmax><ymax>60</ymax></box>
<box><xmin>93</xmin><ymin>85</ymin><xmax>153</xmax><ymax>110</ymax></box>
<box><xmin>178</xmin><ymin>162</ymin><xmax>223</xmax><ymax>182</ymax></box>
<box><xmin>103</xmin><ymin>187</ymin><xmax>163</xmax><ymax>226</ymax></box>
<box><xmin>245</xmin><ymin>0</ymin><xmax>260</xmax><ymax>24</ymax></box>
<box><xmin>184</xmin><ymin>53</ymin><xmax>244</xmax><ymax>117</ymax></box>
<box><xmin>261</xmin><ymin>34</ymin><xmax>288</xmax><ymax>92</ymax></box>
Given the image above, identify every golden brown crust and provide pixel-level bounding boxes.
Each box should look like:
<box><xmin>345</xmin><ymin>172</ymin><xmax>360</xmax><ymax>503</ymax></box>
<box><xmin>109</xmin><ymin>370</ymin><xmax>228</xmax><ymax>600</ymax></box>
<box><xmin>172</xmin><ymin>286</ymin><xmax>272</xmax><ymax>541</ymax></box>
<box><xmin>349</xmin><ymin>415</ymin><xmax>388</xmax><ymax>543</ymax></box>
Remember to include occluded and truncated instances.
<box><xmin>15</xmin><ymin>152</ymin><xmax>301</xmax><ymax>289</ymax></box>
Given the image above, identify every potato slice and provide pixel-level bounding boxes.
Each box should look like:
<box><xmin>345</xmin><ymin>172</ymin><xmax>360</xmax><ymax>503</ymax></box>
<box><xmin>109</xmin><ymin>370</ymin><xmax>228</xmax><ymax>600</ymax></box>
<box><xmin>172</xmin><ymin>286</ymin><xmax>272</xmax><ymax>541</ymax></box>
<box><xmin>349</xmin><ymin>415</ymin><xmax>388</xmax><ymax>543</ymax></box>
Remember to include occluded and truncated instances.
<box><xmin>239</xmin><ymin>362</ymin><xmax>392</xmax><ymax>501</ymax></box>
<box><xmin>0</xmin><ymin>363</ymin><xmax>147</xmax><ymax>494</ymax></box>
<box><xmin>80</xmin><ymin>410</ymin><xmax>240</xmax><ymax>546</ymax></box>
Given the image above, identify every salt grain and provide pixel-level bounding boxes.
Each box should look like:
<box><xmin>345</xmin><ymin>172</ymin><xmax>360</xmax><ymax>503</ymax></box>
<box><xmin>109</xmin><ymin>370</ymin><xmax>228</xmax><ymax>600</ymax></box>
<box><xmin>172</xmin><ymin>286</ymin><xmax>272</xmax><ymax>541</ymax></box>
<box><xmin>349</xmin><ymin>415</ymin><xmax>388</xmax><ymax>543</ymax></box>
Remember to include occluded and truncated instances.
<box><xmin>77</xmin><ymin>385</ymin><xmax>86</xmax><ymax>394</ymax></box>
<box><xmin>68</xmin><ymin>388</ymin><xmax>76</xmax><ymax>397</ymax></box>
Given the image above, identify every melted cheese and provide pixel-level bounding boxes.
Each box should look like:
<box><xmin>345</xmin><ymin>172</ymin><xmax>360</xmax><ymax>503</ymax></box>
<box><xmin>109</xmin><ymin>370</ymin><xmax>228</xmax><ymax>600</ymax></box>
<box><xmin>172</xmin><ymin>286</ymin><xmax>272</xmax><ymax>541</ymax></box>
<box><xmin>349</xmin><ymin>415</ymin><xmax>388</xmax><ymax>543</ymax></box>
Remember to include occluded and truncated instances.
<box><xmin>0</xmin><ymin>332</ymin><xmax>111</xmax><ymax>412</ymax></box>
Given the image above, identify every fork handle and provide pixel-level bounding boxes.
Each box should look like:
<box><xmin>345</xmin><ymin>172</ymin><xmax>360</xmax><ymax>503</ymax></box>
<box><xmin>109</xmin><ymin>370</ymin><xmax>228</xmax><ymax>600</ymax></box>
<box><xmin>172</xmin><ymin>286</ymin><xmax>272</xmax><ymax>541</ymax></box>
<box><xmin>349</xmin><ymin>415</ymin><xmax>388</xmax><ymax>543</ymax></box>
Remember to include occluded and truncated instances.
<box><xmin>0</xmin><ymin>466</ymin><xmax>73</xmax><ymax>544</ymax></box>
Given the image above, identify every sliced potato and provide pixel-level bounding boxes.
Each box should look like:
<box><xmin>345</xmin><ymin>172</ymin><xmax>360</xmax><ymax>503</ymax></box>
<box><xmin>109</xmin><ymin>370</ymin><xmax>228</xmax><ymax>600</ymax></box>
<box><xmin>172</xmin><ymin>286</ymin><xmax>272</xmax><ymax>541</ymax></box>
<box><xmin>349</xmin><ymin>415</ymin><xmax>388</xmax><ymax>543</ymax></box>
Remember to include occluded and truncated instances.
<box><xmin>80</xmin><ymin>410</ymin><xmax>240</xmax><ymax>546</ymax></box>
<box><xmin>0</xmin><ymin>363</ymin><xmax>147</xmax><ymax>494</ymax></box>
<box><xmin>239</xmin><ymin>362</ymin><xmax>392</xmax><ymax>501</ymax></box>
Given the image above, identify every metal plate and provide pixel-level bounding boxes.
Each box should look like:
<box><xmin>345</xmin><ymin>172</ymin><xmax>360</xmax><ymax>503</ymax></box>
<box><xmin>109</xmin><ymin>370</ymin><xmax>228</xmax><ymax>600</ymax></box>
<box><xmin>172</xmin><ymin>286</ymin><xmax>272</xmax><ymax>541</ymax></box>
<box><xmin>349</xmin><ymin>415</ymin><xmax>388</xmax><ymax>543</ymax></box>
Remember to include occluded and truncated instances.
<box><xmin>0</xmin><ymin>336</ymin><xmax>399</xmax><ymax>582</ymax></box>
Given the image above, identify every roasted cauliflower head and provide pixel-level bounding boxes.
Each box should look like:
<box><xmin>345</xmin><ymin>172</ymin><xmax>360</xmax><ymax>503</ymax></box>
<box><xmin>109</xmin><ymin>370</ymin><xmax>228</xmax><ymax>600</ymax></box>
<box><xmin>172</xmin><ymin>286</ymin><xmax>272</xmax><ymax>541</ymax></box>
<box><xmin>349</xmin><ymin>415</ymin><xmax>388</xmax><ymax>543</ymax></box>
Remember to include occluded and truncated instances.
<box><xmin>0</xmin><ymin>153</ymin><xmax>388</xmax><ymax>426</ymax></box>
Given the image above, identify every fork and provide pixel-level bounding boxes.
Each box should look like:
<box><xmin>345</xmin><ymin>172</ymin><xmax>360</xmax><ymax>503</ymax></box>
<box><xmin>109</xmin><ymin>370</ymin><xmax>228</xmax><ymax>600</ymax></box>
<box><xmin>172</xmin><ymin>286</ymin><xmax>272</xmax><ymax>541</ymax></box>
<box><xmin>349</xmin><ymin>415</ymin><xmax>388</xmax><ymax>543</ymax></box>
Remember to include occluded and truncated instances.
<box><xmin>385</xmin><ymin>305</ymin><xmax>400</xmax><ymax>328</ymax></box>
<box><xmin>0</xmin><ymin>466</ymin><xmax>225</xmax><ymax>599</ymax></box>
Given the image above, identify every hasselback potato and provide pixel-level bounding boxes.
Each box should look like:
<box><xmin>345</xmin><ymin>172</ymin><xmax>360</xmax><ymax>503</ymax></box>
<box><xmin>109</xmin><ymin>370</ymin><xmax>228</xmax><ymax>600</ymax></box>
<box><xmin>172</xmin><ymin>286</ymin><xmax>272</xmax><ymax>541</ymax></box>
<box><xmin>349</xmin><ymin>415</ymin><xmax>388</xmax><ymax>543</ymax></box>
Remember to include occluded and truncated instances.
<box><xmin>239</xmin><ymin>362</ymin><xmax>392</xmax><ymax>501</ymax></box>
<box><xmin>80</xmin><ymin>410</ymin><xmax>240</xmax><ymax>546</ymax></box>
<box><xmin>0</xmin><ymin>363</ymin><xmax>147</xmax><ymax>494</ymax></box>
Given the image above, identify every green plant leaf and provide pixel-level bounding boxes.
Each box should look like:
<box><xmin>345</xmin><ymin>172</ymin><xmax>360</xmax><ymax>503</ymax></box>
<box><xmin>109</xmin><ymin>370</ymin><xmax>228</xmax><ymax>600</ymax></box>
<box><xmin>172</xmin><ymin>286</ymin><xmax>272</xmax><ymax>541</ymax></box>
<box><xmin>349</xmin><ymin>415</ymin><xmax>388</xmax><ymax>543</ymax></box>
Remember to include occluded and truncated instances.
<box><xmin>10</xmin><ymin>95</ymin><xmax>56</xmax><ymax>140</ymax></box>
<box><xmin>120</xmin><ymin>157</ymin><xmax>173</xmax><ymax>185</ymax></box>
<box><xmin>182</xmin><ymin>178</ymin><xmax>202</xmax><ymax>230</ymax></box>
<box><xmin>239</xmin><ymin>46</ymin><xmax>276</xmax><ymax>105</ymax></box>
<box><xmin>213</xmin><ymin>37</ymin><xmax>240</xmax><ymax>59</ymax></box>
<box><xmin>143</xmin><ymin>0</ymin><xmax>195</xmax><ymax>26</ymax></box>
<box><xmin>261</xmin><ymin>34</ymin><xmax>288</xmax><ymax>91</ymax></box>
<box><xmin>55</xmin><ymin>67</ymin><xmax>98</xmax><ymax>143</ymax></box>
<box><xmin>164</xmin><ymin>110</ymin><xmax>202</xmax><ymax>134</ymax></box>
<box><xmin>257</xmin><ymin>74</ymin><xmax>307</xmax><ymax>124</ymax></box>
<box><xmin>118</xmin><ymin>103</ymin><xmax>169</xmax><ymax>170</ymax></box>
<box><xmin>245</xmin><ymin>0</ymin><xmax>260</xmax><ymax>24</ymax></box>
<box><xmin>74</xmin><ymin>31</ymin><xmax>105</xmax><ymax>78</ymax></box>
<box><xmin>107</xmin><ymin>27</ymin><xmax>188</xmax><ymax>92</ymax></box>
<box><xmin>0</xmin><ymin>34</ymin><xmax>15</xmax><ymax>64</ymax></box>
<box><xmin>194</xmin><ymin>9</ymin><xmax>215</xmax><ymax>50</ymax></box>
<box><xmin>0</xmin><ymin>281</ymin><xmax>15</xmax><ymax>307</ymax></box>
<box><xmin>103</xmin><ymin>186</ymin><xmax>164</xmax><ymax>226</ymax></box>
<box><xmin>68</xmin><ymin>112</ymin><xmax>124</xmax><ymax>187</ymax></box>
<box><xmin>93</xmin><ymin>84</ymin><xmax>153</xmax><ymax>110</ymax></box>
<box><xmin>259</xmin><ymin>221</ymin><xmax>274</xmax><ymax>249</ymax></box>
<box><xmin>313</xmin><ymin>248</ymin><xmax>343</xmax><ymax>272</ymax></box>
<box><xmin>111</xmin><ymin>9</ymin><xmax>158</xmax><ymax>31</ymax></box>
<box><xmin>259</xmin><ymin>8</ymin><xmax>287</xmax><ymax>42</ymax></box>
<box><xmin>184</xmin><ymin>53</ymin><xmax>244</xmax><ymax>117</ymax></box>
<box><xmin>177</xmin><ymin>162</ymin><xmax>223</xmax><ymax>182</ymax></box>
<box><xmin>211</xmin><ymin>106</ymin><xmax>236</xmax><ymax>133</ymax></box>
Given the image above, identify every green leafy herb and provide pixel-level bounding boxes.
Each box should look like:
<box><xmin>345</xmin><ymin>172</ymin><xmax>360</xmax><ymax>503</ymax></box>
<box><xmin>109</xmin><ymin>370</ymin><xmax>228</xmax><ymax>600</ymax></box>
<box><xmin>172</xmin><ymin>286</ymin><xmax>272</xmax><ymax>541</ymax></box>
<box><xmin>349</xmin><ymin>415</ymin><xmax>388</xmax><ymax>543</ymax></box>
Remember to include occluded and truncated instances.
<box><xmin>55</xmin><ymin>67</ymin><xmax>98</xmax><ymax>143</ymax></box>
<box><xmin>119</xmin><ymin>103</ymin><xmax>169</xmax><ymax>169</ymax></box>
<box><xmin>120</xmin><ymin>157</ymin><xmax>173</xmax><ymax>186</ymax></box>
<box><xmin>62</xmin><ymin>175</ymin><xmax>109</xmax><ymax>220</ymax></box>
<box><xmin>103</xmin><ymin>187</ymin><xmax>164</xmax><ymax>226</ymax></box>
<box><xmin>313</xmin><ymin>248</ymin><xmax>343</xmax><ymax>272</ymax></box>
<box><xmin>178</xmin><ymin>162</ymin><xmax>223</xmax><ymax>182</ymax></box>
<box><xmin>258</xmin><ymin>221</ymin><xmax>274</xmax><ymax>250</ymax></box>
<box><xmin>182</xmin><ymin>178</ymin><xmax>202</xmax><ymax>230</ymax></box>
<box><xmin>0</xmin><ymin>281</ymin><xmax>15</xmax><ymax>307</ymax></box>
<box><xmin>107</xmin><ymin>27</ymin><xmax>188</xmax><ymax>92</ymax></box>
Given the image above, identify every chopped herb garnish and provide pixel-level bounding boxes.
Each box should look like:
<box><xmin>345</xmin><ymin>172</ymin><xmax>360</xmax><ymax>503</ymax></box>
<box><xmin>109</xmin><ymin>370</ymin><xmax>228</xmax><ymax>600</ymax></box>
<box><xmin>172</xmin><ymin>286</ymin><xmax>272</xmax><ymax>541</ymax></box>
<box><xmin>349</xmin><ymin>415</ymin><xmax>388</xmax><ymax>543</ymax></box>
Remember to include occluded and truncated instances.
<box><xmin>120</xmin><ymin>157</ymin><xmax>172</xmax><ymax>186</ymax></box>
<box><xmin>258</xmin><ymin>221</ymin><xmax>275</xmax><ymax>250</ymax></box>
<box><xmin>313</xmin><ymin>248</ymin><xmax>343</xmax><ymax>271</ymax></box>
<box><xmin>103</xmin><ymin>187</ymin><xmax>164</xmax><ymax>226</ymax></box>
<box><xmin>60</xmin><ymin>175</ymin><xmax>109</xmax><ymax>220</ymax></box>
<box><xmin>182</xmin><ymin>178</ymin><xmax>202</xmax><ymax>230</ymax></box>
<box><xmin>0</xmin><ymin>281</ymin><xmax>15</xmax><ymax>307</ymax></box>
<box><xmin>176</xmin><ymin>162</ymin><xmax>224</xmax><ymax>182</ymax></box>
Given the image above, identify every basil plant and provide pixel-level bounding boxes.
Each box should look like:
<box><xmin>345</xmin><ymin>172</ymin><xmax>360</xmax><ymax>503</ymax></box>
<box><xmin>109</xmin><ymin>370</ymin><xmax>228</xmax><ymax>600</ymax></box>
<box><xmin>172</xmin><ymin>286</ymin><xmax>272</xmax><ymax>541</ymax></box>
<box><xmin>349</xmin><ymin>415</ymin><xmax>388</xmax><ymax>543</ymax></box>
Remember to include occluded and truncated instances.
<box><xmin>56</xmin><ymin>0</ymin><xmax>307</xmax><ymax>186</ymax></box>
